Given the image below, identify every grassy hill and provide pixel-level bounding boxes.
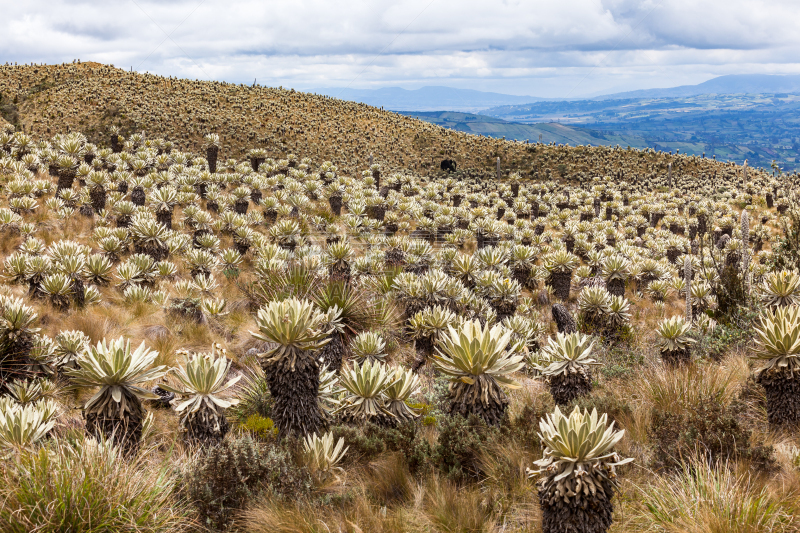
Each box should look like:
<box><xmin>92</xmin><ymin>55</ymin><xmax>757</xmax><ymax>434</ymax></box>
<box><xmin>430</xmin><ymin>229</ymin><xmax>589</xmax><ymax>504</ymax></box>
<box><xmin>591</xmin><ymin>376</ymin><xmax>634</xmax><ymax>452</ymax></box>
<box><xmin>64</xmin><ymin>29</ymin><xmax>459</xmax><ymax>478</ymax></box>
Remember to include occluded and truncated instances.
<box><xmin>0</xmin><ymin>62</ymin><xmax>766</xmax><ymax>182</ymax></box>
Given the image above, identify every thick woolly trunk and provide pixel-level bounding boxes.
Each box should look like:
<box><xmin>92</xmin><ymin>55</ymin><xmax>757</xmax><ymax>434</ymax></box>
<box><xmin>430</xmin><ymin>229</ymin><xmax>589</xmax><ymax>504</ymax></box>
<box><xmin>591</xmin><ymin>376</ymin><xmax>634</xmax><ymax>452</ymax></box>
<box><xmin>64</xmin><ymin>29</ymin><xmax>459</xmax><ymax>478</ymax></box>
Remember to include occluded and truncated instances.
<box><xmin>264</xmin><ymin>209</ymin><xmax>277</xmax><ymax>225</ymax></box>
<box><xmin>328</xmin><ymin>263</ymin><xmax>351</xmax><ymax>284</ymax></box>
<box><xmin>85</xmin><ymin>410</ymin><xmax>143</xmax><ymax>455</ymax></box>
<box><xmin>512</xmin><ymin>266</ymin><xmax>531</xmax><ymax>288</ymax></box>
<box><xmin>661</xmin><ymin>348</ymin><xmax>691</xmax><ymax>366</ymax></box>
<box><xmin>548</xmin><ymin>271</ymin><xmax>573</xmax><ymax>301</ymax></box>
<box><xmin>206</xmin><ymin>146</ymin><xmax>219</xmax><ymax>174</ymax></box>
<box><xmin>249</xmin><ymin>157</ymin><xmax>264</xmax><ymax>172</ymax></box>
<box><xmin>549</xmin><ymin>369</ymin><xmax>592</xmax><ymax>406</ymax></box>
<box><xmin>411</xmin><ymin>336</ymin><xmax>434</xmax><ymax>373</ymax></box>
<box><xmin>329</xmin><ymin>195</ymin><xmax>343</xmax><ymax>216</ymax></box>
<box><xmin>79</xmin><ymin>204</ymin><xmax>94</xmax><ymax>218</ymax></box>
<box><xmin>262</xmin><ymin>354</ymin><xmax>326</xmax><ymax>437</ymax></box>
<box><xmin>131</xmin><ymin>186</ymin><xmax>146</xmax><ymax>206</ymax></box>
<box><xmin>384</xmin><ymin>248</ymin><xmax>405</xmax><ymax>268</ymax></box>
<box><xmin>193</xmin><ymin>229</ymin><xmax>212</xmax><ymax>248</ymax></box>
<box><xmin>757</xmin><ymin>369</ymin><xmax>800</xmax><ymax>425</ymax></box>
<box><xmin>156</xmin><ymin>208</ymin><xmax>172</xmax><ymax>229</ymax></box>
<box><xmin>57</xmin><ymin>171</ymin><xmax>75</xmax><ymax>192</ymax></box>
<box><xmin>448</xmin><ymin>380</ymin><xmax>509</xmax><ymax>426</ymax></box>
<box><xmin>90</xmin><ymin>185</ymin><xmax>106</xmax><ymax>213</ymax></box>
<box><xmin>319</xmin><ymin>332</ymin><xmax>345</xmax><ymax>373</ymax></box>
<box><xmin>539</xmin><ymin>475</ymin><xmax>614</xmax><ymax>533</ymax></box>
<box><xmin>251</xmin><ymin>189</ymin><xmax>262</xmax><ymax>205</ymax></box>
<box><xmin>234</xmin><ymin>198</ymin><xmax>249</xmax><ymax>214</ymax></box>
<box><xmin>71</xmin><ymin>277</ymin><xmax>85</xmax><ymax>307</ymax></box>
<box><xmin>116</xmin><ymin>215</ymin><xmax>131</xmax><ymax>228</ymax></box>
<box><xmin>184</xmin><ymin>404</ymin><xmax>229</xmax><ymax>446</ymax></box>
<box><xmin>606</xmin><ymin>278</ymin><xmax>625</xmax><ymax>298</ymax></box>
<box><xmin>134</xmin><ymin>242</ymin><xmax>169</xmax><ymax>262</ymax></box>
<box><xmin>0</xmin><ymin>334</ymin><xmax>37</xmax><ymax>392</ymax></box>
<box><xmin>366</xmin><ymin>205</ymin><xmax>386</xmax><ymax>222</ymax></box>
<box><xmin>492</xmin><ymin>300</ymin><xmax>517</xmax><ymax>323</ymax></box>
<box><xmin>666</xmin><ymin>249</ymin><xmax>681</xmax><ymax>264</ymax></box>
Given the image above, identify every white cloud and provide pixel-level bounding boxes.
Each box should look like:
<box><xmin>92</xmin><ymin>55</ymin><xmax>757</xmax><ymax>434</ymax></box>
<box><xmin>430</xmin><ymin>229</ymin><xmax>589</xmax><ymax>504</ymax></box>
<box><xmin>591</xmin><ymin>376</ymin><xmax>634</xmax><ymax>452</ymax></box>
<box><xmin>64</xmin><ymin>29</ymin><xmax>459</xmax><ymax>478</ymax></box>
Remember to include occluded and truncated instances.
<box><xmin>2</xmin><ymin>0</ymin><xmax>800</xmax><ymax>97</ymax></box>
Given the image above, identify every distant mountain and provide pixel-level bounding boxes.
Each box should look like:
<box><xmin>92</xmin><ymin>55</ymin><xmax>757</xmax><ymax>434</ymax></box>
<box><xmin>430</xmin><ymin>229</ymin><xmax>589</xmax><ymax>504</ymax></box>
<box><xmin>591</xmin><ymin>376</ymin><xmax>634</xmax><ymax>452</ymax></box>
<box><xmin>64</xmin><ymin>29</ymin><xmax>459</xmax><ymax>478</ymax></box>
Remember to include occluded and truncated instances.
<box><xmin>396</xmin><ymin>111</ymin><xmax>649</xmax><ymax>149</ymax></box>
<box><xmin>312</xmin><ymin>86</ymin><xmax>544</xmax><ymax>112</ymax></box>
<box><xmin>595</xmin><ymin>74</ymin><xmax>800</xmax><ymax>100</ymax></box>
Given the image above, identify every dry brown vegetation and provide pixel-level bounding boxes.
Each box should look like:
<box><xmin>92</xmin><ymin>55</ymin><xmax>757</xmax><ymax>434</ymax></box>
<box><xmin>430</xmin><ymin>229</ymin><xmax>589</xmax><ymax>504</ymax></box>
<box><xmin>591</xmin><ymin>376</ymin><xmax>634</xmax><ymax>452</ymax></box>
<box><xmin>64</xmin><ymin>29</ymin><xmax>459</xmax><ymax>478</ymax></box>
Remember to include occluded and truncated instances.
<box><xmin>1</xmin><ymin>63</ymin><xmax>800</xmax><ymax>533</ymax></box>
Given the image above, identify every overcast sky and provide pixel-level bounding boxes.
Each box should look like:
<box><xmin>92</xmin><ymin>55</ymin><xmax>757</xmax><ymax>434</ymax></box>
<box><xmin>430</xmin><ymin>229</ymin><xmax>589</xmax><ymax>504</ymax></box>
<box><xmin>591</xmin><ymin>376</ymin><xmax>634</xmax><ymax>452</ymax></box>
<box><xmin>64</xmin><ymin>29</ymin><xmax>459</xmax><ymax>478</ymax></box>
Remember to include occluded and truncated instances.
<box><xmin>2</xmin><ymin>0</ymin><xmax>800</xmax><ymax>98</ymax></box>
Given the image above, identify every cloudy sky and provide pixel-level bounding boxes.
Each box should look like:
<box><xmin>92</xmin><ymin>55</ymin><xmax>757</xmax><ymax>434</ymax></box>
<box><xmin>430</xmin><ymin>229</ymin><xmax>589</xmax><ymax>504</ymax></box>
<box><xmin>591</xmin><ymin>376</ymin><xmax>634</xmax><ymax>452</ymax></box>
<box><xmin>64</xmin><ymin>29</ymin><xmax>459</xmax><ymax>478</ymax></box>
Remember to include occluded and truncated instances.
<box><xmin>2</xmin><ymin>0</ymin><xmax>800</xmax><ymax>98</ymax></box>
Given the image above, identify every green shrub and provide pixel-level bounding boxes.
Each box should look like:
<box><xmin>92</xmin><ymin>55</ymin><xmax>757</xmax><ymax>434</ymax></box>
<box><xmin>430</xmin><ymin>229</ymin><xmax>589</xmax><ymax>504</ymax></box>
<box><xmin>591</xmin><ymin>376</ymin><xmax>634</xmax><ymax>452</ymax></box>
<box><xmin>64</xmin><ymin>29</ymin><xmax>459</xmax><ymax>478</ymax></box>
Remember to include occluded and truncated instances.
<box><xmin>435</xmin><ymin>414</ymin><xmax>499</xmax><ymax>483</ymax></box>
<box><xmin>330</xmin><ymin>421</ymin><xmax>433</xmax><ymax>473</ymax></box>
<box><xmin>330</xmin><ymin>424</ymin><xmax>387</xmax><ymax>465</ymax></box>
<box><xmin>694</xmin><ymin>309</ymin><xmax>756</xmax><ymax>361</ymax></box>
<box><xmin>183</xmin><ymin>434</ymin><xmax>311</xmax><ymax>530</ymax></box>
<box><xmin>503</xmin><ymin>395</ymin><xmax>554</xmax><ymax>450</ymax></box>
<box><xmin>650</xmin><ymin>394</ymin><xmax>774</xmax><ymax>472</ymax></box>
<box><xmin>240</xmin><ymin>414</ymin><xmax>279</xmax><ymax>441</ymax></box>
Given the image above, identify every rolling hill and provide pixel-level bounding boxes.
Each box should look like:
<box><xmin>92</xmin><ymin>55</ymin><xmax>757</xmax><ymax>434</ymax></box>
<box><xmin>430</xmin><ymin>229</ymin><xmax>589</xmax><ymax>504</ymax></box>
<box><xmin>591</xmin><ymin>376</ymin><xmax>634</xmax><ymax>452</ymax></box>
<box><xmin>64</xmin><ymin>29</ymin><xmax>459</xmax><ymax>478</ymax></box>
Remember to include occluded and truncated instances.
<box><xmin>0</xmin><ymin>61</ymin><xmax>760</xmax><ymax>182</ymax></box>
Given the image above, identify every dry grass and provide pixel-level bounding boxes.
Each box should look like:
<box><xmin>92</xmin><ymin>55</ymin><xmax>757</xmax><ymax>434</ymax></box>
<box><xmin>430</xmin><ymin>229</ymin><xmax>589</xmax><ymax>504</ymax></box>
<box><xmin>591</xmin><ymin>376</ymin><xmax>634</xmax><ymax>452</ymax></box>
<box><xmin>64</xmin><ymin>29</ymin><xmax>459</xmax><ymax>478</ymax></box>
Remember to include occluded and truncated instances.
<box><xmin>628</xmin><ymin>456</ymin><xmax>799</xmax><ymax>533</ymax></box>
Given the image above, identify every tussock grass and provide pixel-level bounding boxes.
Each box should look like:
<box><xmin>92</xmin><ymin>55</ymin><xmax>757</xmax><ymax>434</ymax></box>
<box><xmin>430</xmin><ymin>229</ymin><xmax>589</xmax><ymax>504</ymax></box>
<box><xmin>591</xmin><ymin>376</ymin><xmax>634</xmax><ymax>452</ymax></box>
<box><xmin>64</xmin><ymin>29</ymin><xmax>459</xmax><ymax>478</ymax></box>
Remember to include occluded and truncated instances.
<box><xmin>633</xmin><ymin>457</ymin><xmax>798</xmax><ymax>533</ymax></box>
<box><xmin>0</xmin><ymin>438</ymin><xmax>195</xmax><ymax>533</ymax></box>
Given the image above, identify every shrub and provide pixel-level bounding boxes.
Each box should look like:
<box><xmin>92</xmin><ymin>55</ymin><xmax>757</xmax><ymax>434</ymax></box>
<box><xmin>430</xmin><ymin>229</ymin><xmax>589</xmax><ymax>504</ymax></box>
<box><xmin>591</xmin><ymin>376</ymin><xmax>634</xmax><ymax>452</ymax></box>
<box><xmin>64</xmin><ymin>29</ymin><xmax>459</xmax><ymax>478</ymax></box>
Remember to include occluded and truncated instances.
<box><xmin>504</xmin><ymin>395</ymin><xmax>555</xmax><ymax>450</ymax></box>
<box><xmin>646</xmin><ymin>365</ymin><xmax>774</xmax><ymax>472</ymax></box>
<box><xmin>240</xmin><ymin>414</ymin><xmax>279</xmax><ymax>441</ymax></box>
<box><xmin>0</xmin><ymin>439</ymin><xmax>192</xmax><ymax>533</ymax></box>
<box><xmin>329</xmin><ymin>424</ymin><xmax>387</xmax><ymax>464</ymax></box>
<box><xmin>182</xmin><ymin>434</ymin><xmax>311</xmax><ymax>530</ymax></box>
<box><xmin>329</xmin><ymin>421</ymin><xmax>433</xmax><ymax>474</ymax></box>
<box><xmin>435</xmin><ymin>414</ymin><xmax>499</xmax><ymax>483</ymax></box>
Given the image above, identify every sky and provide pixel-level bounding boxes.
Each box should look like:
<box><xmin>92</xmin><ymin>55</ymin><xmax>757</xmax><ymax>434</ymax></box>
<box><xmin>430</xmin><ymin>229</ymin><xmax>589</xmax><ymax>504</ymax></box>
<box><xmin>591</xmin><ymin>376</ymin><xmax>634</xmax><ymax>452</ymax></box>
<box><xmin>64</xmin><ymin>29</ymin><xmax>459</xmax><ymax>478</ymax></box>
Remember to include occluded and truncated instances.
<box><xmin>2</xmin><ymin>0</ymin><xmax>800</xmax><ymax>98</ymax></box>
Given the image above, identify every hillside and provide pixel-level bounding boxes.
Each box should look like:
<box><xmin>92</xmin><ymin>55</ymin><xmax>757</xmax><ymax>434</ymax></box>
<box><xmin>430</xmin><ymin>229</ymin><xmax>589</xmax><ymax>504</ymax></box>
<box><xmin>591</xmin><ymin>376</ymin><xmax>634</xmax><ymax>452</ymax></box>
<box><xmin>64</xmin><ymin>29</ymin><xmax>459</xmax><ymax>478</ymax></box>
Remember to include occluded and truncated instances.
<box><xmin>3</xmin><ymin>62</ymin><xmax>800</xmax><ymax>533</ymax></box>
<box><xmin>0</xmin><ymin>62</ymin><xmax>767</xmax><ymax>182</ymax></box>
<box><xmin>0</xmin><ymin>62</ymin><xmax>529</xmax><ymax>177</ymax></box>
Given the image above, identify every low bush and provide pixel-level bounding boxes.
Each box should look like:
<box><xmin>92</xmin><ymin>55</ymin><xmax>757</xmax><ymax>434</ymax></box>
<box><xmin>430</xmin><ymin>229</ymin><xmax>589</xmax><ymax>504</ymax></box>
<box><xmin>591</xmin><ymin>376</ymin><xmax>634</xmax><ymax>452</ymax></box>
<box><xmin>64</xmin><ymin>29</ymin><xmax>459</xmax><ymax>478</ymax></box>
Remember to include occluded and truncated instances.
<box><xmin>239</xmin><ymin>414</ymin><xmax>279</xmax><ymax>441</ymax></box>
<box><xmin>182</xmin><ymin>434</ymin><xmax>311</xmax><ymax>530</ymax></box>
<box><xmin>645</xmin><ymin>364</ymin><xmax>774</xmax><ymax>472</ymax></box>
<box><xmin>330</xmin><ymin>421</ymin><xmax>433</xmax><ymax>474</ymax></box>
<box><xmin>435</xmin><ymin>414</ymin><xmax>499</xmax><ymax>483</ymax></box>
